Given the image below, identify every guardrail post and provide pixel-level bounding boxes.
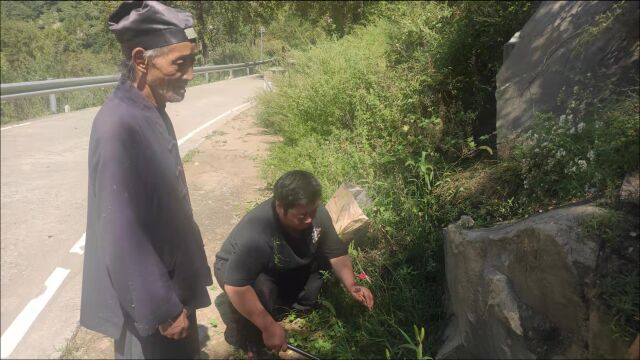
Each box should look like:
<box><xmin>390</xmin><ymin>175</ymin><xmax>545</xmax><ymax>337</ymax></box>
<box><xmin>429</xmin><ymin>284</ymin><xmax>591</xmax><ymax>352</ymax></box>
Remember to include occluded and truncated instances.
<box><xmin>49</xmin><ymin>94</ymin><xmax>57</xmax><ymax>113</ymax></box>
<box><xmin>228</xmin><ymin>69</ymin><xmax>233</xmax><ymax>79</ymax></box>
<box><xmin>205</xmin><ymin>72</ymin><xmax>209</xmax><ymax>83</ymax></box>
<box><xmin>45</xmin><ymin>77</ymin><xmax>58</xmax><ymax>113</ymax></box>
<box><xmin>246</xmin><ymin>67</ymin><xmax>250</xmax><ymax>76</ymax></box>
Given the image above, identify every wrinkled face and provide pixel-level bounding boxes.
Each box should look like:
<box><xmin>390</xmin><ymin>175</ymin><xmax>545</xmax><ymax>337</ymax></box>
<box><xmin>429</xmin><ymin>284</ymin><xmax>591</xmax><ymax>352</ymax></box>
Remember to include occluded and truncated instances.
<box><xmin>276</xmin><ymin>200</ymin><xmax>320</xmax><ymax>232</ymax></box>
<box><xmin>146</xmin><ymin>42</ymin><xmax>197</xmax><ymax>103</ymax></box>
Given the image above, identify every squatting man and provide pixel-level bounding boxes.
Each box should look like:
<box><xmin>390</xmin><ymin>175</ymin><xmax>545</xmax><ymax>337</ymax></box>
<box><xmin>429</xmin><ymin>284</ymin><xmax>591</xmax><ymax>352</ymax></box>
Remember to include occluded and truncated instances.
<box><xmin>215</xmin><ymin>170</ymin><xmax>374</xmax><ymax>355</ymax></box>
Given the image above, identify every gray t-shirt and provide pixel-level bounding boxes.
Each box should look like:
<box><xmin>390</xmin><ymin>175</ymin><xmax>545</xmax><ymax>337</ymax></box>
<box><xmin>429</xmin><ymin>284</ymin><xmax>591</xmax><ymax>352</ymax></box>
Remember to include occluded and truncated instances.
<box><xmin>215</xmin><ymin>198</ymin><xmax>348</xmax><ymax>287</ymax></box>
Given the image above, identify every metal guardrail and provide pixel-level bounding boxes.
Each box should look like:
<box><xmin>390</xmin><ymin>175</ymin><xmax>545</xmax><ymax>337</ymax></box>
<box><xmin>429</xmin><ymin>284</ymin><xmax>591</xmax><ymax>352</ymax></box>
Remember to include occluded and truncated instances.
<box><xmin>0</xmin><ymin>58</ymin><xmax>273</xmax><ymax>112</ymax></box>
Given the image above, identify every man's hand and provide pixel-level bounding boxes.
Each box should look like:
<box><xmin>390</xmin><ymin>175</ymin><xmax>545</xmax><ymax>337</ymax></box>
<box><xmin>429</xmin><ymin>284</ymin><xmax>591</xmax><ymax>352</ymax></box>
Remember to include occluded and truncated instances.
<box><xmin>262</xmin><ymin>322</ymin><xmax>287</xmax><ymax>352</ymax></box>
<box><xmin>225</xmin><ymin>284</ymin><xmax>287</xmax><ymax>352</ymax></box>
<box><xmin>349</xmin><ymin>286</ymin><xmax>374</xmax><ymax>311</ymax></box>
<box><xmin>329</xmin><ymin>256</ymin><xmax>375</xmax><ymax>311</ymax></box>
<box><xmin>159</xmin><ymin>308</ymin><xmax>189</xmax><ymax>340</ymax></box>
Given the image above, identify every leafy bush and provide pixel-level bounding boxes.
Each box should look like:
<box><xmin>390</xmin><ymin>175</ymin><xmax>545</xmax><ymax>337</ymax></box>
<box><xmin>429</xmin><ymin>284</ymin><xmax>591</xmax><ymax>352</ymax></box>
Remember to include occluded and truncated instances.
<box><xmin>256</xmin><ymin>2</ymin><xmax>540</xmax><ymax>357</ymax></box>
<box><xmin>385</xmin><ymin>1</ymin><xmax>535</xmax><ymax>154</ymax></box>
<box><xmin>515</xmin><ymin>95</ymin><xmax>639</xmax><ymax>203</ymax></box>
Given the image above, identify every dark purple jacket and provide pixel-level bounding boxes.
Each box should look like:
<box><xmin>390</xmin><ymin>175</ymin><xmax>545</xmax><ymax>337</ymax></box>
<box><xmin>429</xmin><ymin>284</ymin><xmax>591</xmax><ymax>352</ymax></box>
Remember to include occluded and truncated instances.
<box><xmin>80</xmin><ymin>78</ymin><xmax>212</xmax><ymax>338</ymax></box>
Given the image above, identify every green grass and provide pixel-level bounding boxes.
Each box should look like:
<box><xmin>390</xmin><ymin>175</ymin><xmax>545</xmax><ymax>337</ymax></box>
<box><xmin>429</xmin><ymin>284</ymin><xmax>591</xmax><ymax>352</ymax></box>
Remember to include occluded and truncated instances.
<box><xmin>209</xmin><ymin>318</ymin><xmax>219</xmax><ymax>328</ymax></box>
<box><xmin>256</xmin><ymin>20</ymin><xmax>449</xmax><ymax>359</ymax></box>
<box><xmin>56</xmin><ymin>341</ymin><xmax>81</xmax><ymax>359</ymax></box>
<box><xmin>581</xmin><ymin>211</ymin><xmax>640</xmax><ymax>341</ymax></box>
<box><xmin>602</xmin><ymin>270</ymin><xmax>640</xmax><ymax>341</ymax></box>
<box><xmin>182</xmin><ymin>149</ymin><xmax>200</xmax><ymax>163</ymax></box>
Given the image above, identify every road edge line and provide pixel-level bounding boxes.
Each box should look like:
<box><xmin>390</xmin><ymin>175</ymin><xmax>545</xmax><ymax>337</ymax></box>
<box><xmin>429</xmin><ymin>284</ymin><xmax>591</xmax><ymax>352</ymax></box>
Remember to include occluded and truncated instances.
<box><xmin>1</xmin><ymin>122</ymin><xmax>32</xmax><ymax>131</ymax></box>
<box><xmin>177</xmin><ymin>102</ymin><xmax>254</xmax><ymax>146</ymax></box>
<box><xmin>1</xmin><ymin>267</ymin><xmax>71</xmax><ymax>358</ymax></box>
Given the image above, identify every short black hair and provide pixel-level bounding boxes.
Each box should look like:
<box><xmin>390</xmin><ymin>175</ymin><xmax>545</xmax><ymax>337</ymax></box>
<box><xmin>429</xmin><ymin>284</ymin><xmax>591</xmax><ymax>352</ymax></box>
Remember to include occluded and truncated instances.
<box><xmin>273</xmin><ymin>170</ymin><xmax>322</xmax><ymax>214</ymax></box>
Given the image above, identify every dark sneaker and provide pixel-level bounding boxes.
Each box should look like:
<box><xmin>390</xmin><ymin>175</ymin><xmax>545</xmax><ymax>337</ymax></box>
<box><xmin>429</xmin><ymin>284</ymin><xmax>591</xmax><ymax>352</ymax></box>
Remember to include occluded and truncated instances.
<box><xmin>291</xmin><ymin>301</ymin><xmax>318</xmax><ymax>315</ymax></box>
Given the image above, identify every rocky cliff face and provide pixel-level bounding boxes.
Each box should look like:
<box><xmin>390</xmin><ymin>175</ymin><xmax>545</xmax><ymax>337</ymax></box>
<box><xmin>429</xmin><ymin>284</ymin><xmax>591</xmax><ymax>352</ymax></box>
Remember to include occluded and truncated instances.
<box><xmin>495</xmin><ymin>1</ymin><xmax>639</xmax><ymax>157</ymax></box>
<box><xmin>437</xmin><ymin>204</ymin><xmax>638</xmax><ymax>359</ymax></box>
<box><xmin>438</xmin><ymin>1</ymin><xmax>639</xmax><ymax>358</ymax></box>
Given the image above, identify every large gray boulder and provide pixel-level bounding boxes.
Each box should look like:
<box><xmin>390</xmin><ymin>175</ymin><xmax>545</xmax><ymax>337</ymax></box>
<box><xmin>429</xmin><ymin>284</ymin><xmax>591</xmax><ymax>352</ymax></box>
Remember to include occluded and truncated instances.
<box><xmin>495</xmin><ymin>1</ymin><xmax>639</xmax><ymax>157</ymax></box>
<box><xmin>437</xmin><ymin>204</ymin><xmax>632</xmax><ymax>359</ymax></box>
<box><xmin>620</xmin><ymin>171</ymin><xmax>640</xmax><ymax>208</ymax></box>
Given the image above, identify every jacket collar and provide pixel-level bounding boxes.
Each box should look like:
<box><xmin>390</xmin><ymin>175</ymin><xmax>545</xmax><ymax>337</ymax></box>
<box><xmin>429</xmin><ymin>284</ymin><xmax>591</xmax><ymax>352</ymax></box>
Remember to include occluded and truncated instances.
<box><xmin>113</xmin><ymin>76</ymin><xmax>166</xmax><ymax>112</ymax></box>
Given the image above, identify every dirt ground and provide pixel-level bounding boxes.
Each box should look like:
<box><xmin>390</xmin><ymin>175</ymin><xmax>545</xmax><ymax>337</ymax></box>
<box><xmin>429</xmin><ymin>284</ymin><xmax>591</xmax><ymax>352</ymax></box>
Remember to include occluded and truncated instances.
<box><xmin>61</xmin><ymin>107</ymin><xmax>286</xmax><ymax>359</ymax></box>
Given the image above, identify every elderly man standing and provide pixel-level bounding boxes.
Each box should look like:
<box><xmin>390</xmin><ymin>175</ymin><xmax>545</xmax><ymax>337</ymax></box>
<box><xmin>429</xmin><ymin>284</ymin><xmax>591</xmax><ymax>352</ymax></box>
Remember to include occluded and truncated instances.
<box><xmin>80</xmin><ymin>1</ymin><xmax>212</xmax><ymax>359</ymax></box>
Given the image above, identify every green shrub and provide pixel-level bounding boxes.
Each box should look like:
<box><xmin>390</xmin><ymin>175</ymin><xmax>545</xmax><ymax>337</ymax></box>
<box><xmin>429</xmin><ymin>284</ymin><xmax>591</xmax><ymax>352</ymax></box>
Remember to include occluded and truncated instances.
<box><xmin>386</xmin><ymin>1</ymin><xmax>535</xmax><ymax>153</ymax></box>
<box><xmin>256</xmin><ymin>2</ymin><xmax>541</xmax><ymax>357</ymax></box>
<box><xmin>515</xmin><ymin>96</ymin><xmax>639</xmax><ymax>203</ymax></box>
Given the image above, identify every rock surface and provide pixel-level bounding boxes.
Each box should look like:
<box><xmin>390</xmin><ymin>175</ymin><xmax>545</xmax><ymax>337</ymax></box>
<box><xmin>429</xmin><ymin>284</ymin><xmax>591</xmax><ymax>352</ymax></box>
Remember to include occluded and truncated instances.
<box><xmin>620</xmin><ymin>171</ymin><xmax>640</xmax><ymax>208</ymax></box>
<box><xmin>437</xmin><ymin>204</ymin><xmax>633</xmax><ymax>359</ymax></box>
<box><xmin>495</xmin><ymin>1</ymin><xmax>639</xmax><ymax>157</ymax></box>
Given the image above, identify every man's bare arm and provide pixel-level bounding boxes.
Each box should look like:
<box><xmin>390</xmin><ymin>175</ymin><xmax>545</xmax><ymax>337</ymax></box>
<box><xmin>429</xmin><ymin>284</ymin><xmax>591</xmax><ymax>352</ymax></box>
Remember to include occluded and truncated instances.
<box><xmin>329</xmin><ymin>255</ymin><xmax>374</xmax><ymax>310</ymax></box>
<box><xmin>224</xmin><ymin>284</ymin><xmax>287</xmax><ymax>351</ymax></box>
<box><xmin>329</xmin><ymin>255</ymin><xmax>357</xmax><ymax>290</ymax></box>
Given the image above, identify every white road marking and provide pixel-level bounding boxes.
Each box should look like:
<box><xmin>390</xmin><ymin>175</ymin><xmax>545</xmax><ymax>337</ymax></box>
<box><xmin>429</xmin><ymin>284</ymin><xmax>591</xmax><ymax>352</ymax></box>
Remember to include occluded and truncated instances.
<box><xmin>1</xmin><ymin>122</ymin><xmax>32</xmax><ymax>131</ymax></box>
<box><xmin>69</xmin><ymin>233</ymin><xmax>85</xmax><ymax>255</ymax></box>
<box><xmin>177</xmin><ymin>101</ymin><xmax>253</xmax><ymax>146</ymax></box>
<box><xmin>1</xmin><ymin>267</ymin><xmax>71</xmax><ymax>358</ymax></box>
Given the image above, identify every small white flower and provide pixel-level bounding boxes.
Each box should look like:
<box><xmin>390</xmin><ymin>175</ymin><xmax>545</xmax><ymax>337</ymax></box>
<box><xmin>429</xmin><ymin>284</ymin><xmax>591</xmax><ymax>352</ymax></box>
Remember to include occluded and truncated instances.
<box><xmin>312</xmin><ymin>226</ymin><xmax>322</xmax><ymax>244</ymax></box>
<box><xmin>559</xmin><ymin>115</ymin><xmax>566</xmax><ymax>126</ymax></box>
<box><xmin>556</xmin><ymin>149</ymin><xmax>566</xmax><ymax>158</ymax></box>
<box><xmin>587</xmin><ymin>150</ymin><xmax>595</xmax><ymax>161</ymax></box>
<box><xmin>568</xmin><ymin>114</ymin><xmax>574</xmax><ymax>121</ymax></box>
<box><xmin>577</xmin><ymin>122</ymin><xmax>585</xmax><ymax>132</ymax></box>
<box><xmin>569</xmin><ymin>127</ymin><xmax>576</xmax><ymax>134</ymax></box>
<box><xmin>578</xmin><ymin>160</ymin><xmax>587</xmax><ymax>170</ymax></box>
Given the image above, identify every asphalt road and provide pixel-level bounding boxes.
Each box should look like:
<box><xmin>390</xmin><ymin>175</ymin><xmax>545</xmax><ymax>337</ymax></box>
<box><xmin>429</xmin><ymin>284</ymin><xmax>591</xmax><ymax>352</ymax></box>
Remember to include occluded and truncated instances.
<box><xmin>0</xmin><ymin>74</ymin><xmax>266</xmax><ymax>359</ymax></box>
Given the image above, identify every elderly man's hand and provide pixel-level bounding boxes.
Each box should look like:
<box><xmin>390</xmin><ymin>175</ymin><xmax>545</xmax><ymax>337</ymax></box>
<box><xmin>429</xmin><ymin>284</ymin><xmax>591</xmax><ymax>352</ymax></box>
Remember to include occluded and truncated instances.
<box><xmin>349</xmin><ymin>286</ymin><xmax>374</xmax><ymax>311</ymax></box>
<box><xmin>159</xmin><ymin>308</ymin><xmax>189</xmax><ymax>340</ymax></box>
